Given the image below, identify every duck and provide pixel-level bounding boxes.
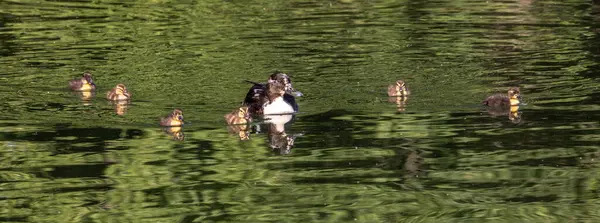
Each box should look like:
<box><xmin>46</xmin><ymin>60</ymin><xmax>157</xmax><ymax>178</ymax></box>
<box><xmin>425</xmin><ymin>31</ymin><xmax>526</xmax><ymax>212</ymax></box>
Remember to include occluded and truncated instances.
<box><xmin>69</xmin><ymin>72</ymin><xmax>96</xmax><ymax>91</ymax></box>
<box><xmin>106</xmin><ymin>84</ymin><xmax>131</xmax><ymax>101</ymax></box>
<box><xmin>263</xmin><ymin>81</ymin><xmax>296</xmax><ymax>115</ymax></box>
<box><xmin>482</xmin><ymin>87</ymin><xmax>521</xmax><ymax>107</ymax></box>
<box><xmin>242</xmin><ymin>71</ymin><xmax>302</xmax><ymax>116</ymax></box>
<box><xmin>387</xmin><ymin>80</ymin><xmax>410</xmax><ymax>97</ymax></box>
<box><xmin>160</xmin><ymin>109</ymin><xmax>184</xmax><ymax>127</ymax></box>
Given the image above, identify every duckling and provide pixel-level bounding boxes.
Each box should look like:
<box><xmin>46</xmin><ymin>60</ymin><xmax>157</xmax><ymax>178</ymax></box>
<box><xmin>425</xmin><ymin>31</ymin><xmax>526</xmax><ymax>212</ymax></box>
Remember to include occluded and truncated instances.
<box><xmin>243</xmin><ymin>71</ymin><xmax>302</xmax><ymax>116</ymax></box>
<box><xmin>106</xmin><ymin>84</ymin><xmax>131</xmax><ymax>101</ymax></box>
<box><xmin>483</xmin><ymin>87</ymin><xmax>521</xmax><ymax>107</ymax></box>
<box><xmin>387</xmin><ymin>80</ymin><xmax>410</xmax><ymax>97</ymax></box>
<box><xmin>69</xmin><ymin>72</ymin><xmax>96</xmax><ymax>91</ymax></box>
<box><xmin>224</xmin><ymin>106</ymin><xmax>251</xmax><ymax>125</ymax></box>
<box><xmin>160</xmin><ymin>109</ymin><xmax>184</xmax><ymax>127</ymax></box>
<box><xmin>224</xmin><ymin>107</ymin><xmax>252</xmax><ymax>140</ymax></box>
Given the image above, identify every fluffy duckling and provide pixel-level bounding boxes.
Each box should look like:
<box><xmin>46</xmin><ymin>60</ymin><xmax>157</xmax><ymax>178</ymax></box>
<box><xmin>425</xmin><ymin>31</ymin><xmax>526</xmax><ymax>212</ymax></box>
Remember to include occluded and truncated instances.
<box><xmin>69</xmin><ymin>72</ymin><xmax>96</xmax><ymax>91</ymax></box>
<box><xmin>224</xmin><ymin>106</ymin><xmax>251</xmax><ymax>125</ymax></box>
<box><xmin>160</xmin><ymin>109</ymin><xmax>184</xmax><ymax>127</ymax></box>
<box><xmin>106</xmin><ymin>84</ymin><xmax>131</xmax><ymax>101</ymax></box>
<box><xmin>387</xmin><ymin>80</ymin><xmax>410</xmax><ymax>97</ymax></box>
<box><xmin>224</xmin><ymin>107</ymin><xmax>252</xmax><ymax>140</ymax></box>
<box><xmin>483</xmin><ymin>87</ymin><xmax>521</xmax><ymax>107</ymax></box>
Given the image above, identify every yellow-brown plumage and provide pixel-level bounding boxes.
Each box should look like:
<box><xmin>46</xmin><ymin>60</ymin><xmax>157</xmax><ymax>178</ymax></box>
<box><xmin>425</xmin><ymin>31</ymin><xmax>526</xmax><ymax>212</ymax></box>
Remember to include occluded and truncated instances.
<box><xmin>224</xmin><ymin>106</ymin><xmax>252</xmax><ymax>140</ymax></box>
<box><xmin>387</xmin><ymin>80</ymin><xmax>410</xmax><ymax>97</ymax></box>
<box><xmin>69</xmin><ymin>73</ymin><xmax>96</xmax><ymax>91</ymax></box>
<box><xmin>160</xmin><ymin>109</ymin><xmax>184</xmax><ymax>127</ymax></box>
<box><xmin>106</xmin><ymin>84</ymin><xmax>131</xmax><ymax>101</ymax></box>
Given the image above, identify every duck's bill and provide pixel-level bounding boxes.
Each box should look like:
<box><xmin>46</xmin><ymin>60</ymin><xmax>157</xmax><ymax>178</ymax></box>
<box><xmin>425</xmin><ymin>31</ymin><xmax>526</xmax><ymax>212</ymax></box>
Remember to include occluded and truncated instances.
<box><xmin>289</xmin><ymin>90</ymin><xmax>303</xmax><ymax>97</ymax></box>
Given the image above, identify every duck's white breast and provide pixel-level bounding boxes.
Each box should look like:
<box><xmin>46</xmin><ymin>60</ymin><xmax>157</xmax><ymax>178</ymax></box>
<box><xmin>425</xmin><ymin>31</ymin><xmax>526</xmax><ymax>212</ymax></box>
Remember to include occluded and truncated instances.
<box><xmin>264</xmin><ymin>97</ymin><xmax>294</xmax><ymax>115</ymax></box>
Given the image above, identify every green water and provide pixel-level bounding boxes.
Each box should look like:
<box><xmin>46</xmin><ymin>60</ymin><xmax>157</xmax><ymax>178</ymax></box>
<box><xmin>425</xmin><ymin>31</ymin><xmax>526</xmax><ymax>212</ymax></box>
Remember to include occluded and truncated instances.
<box><xmin>2</xmin><ymin>0</ymin><xmax>600</xmax><ymax>222</ymax></box>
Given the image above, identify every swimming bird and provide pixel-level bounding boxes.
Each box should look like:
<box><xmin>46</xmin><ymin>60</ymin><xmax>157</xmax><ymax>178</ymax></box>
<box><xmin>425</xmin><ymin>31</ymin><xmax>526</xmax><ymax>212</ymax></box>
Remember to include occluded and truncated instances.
<box><xmin>483</xmin><ymin>87</ymin><xmax>521</xmax><ymax>107</ymax></box>
<box><xmin>242</xmin><ymin>71</ymin><xmax>302</xmax><ymax>116</ymax></box>
<box><xmin>387</xmin><ymin>80</ymin><xmax>410</xmax><ymax>97</ymax></box>
<box><xmin>160</xmin><ymin>109</ymin><xmax>184</xmax><ymax>127</ymax></box>
<box><xmin>69</xmin><ymin>72</ymin><xmax>96</xmax><ymax>91</ymax></box>
<box><xmin>106</xmin><ymin>84</ymin><xmax>131</xmax><ymax>101</ymax></box>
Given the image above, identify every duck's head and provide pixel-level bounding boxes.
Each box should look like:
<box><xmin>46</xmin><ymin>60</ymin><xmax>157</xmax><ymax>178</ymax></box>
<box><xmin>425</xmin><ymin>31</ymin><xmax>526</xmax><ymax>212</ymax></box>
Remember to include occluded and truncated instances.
<box><xmin>171</xmin><ymin>109</ymin><xmax>184</xmax><ymax>122</ymax></box>
<box><xmin>114</xmin><ymin>84</ymin><xmax>130</xmax><ymax>97</ymax></box>
<box><xmin>237</xmin><ymin>106</ymin><xmax>251</xmax><ymax>121</ymax></box>
<box><xmin>388</xmin><ymin>79</ymin><xmax>409</xmax><ymax>97</ymax></box>
<box><xmin>266</xmin><ymin>81</ymin><xmax>286</xmax><ymax>102</ymax></box>
<box><xmin>83</xmin><ymin>73</ymin><xmax>95</xmax><ymax>86</ymax></box>
<box><xmin>269</xmin><ymin>72</ymin><xmax>303</xmax><ymax>97</ymax></box>
<box><xmin>508</xmin><ymin>87</ymin><xmax>521</xmax><ymax>105</ymax></box>
<box><xmin>395</xmin><ymin>80</ymin><xmax>406</xmax><ymax>88</ymax></box>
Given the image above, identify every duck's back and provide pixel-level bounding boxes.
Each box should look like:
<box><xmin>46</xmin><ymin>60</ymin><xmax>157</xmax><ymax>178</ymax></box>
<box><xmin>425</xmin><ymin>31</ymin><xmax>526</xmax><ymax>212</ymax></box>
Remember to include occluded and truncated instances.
<box><xmin>483</xmin><ymin>94</ymin><xmax>510</xmax><ymax>107</ymax></box>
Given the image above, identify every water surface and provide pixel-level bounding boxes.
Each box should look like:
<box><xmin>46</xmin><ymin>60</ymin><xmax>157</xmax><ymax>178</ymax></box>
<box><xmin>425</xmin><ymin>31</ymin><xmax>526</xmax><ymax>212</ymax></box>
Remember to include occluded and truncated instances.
<box><xmin>1</xmin><ymin>0</ymin><xmax>600</xmax><ymax>222</ymax></box>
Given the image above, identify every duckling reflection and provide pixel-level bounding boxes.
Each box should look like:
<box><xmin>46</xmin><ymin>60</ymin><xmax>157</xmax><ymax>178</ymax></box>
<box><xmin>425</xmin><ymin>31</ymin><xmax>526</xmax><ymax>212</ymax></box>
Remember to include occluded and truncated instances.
<box><xmin>163</xmin><ymin>126</ymin><xmax>185</xmax><ymax>141</ymax></box>
<box><xmin>107</xmin><ymin>84</ymin><xmax>131</xmax><ymax>116</ymax></box>
<box><xmin>224</xmin><ymin>106</ymin><xmax>252</xmax><ymax>140</ymax></box>
<box><xmin>111</xmin><ymin>100</ymin><xmax>129</xmax><ymax>116</ymax></box>
<box><xmin>387</xmin><ymin>95</ymin><xmax>409</xmax><ymax>112</ymax></box>
<box><xmin>74</xmin><ymin>91</ymin><xmax>96</xmax><ymax>102</ymax></box>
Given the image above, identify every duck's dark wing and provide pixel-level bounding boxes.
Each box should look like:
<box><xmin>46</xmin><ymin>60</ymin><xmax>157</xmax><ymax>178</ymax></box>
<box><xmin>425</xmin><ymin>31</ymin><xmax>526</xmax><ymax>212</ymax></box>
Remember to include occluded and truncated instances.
<box><xmin>283</xmin><ymin>93</ymin><xmax>299</xmax><ymax>112</ymax></box>
<box><xmin>69</xmin><ymin>79</ymin><xmax>83</xmax><ymax>90</ymax></box>
<box><xmin>242</xmin><ymin>82</ymin><xmax>266</xmax><ymax>105</ymax></box>
<box><xmin>483</xmin><ymin>94</ymin><xmax>510</xmax><ymax>107</ymax></box>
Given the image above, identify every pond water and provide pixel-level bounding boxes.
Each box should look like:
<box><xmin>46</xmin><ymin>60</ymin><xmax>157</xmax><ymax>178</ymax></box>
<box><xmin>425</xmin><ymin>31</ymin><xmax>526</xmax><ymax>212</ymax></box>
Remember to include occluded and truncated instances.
<box><xmin>1</xmin><ymin>0</ymin><xmax>600</xmax><ymax>222</ymax></box>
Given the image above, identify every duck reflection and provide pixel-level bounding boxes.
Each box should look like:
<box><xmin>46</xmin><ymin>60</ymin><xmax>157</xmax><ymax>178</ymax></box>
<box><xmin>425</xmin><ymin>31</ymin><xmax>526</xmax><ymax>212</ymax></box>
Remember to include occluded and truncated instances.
<box><xmin>224</xmin><ymin>106</ymin><xmax>252</xmax><ymax>140</ymax></box>
<box><xmin>163</xmin><ymin>126</ymin><xmax>185</xmax><ymax>141</ymax></box>
<box><xmin>264</xmin><ymin>114</ymin><xmax>301</xmax><ymax>155</ymax></box>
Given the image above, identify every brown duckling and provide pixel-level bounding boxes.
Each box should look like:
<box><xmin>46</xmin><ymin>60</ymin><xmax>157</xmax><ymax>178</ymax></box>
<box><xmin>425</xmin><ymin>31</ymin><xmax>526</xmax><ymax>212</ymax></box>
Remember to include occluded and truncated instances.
<box><xmin>106</xmin><ymin>84</ymin><xmax>131</xmax><ymax>101</ymax></box>
<box><xmin>69</xmin><ymin>72</ymin><xmax>96</xmax><ymax>91</ymax></box>
<box><xmin>160</xmin><ymin>109</ymin><xmax>184</xmax><ymax>127</ymax></box>
<box><xmin>387</xmin><ymin>80</ymin><xmax>410</xmax><ymax>97</ymax></box>
<box><xmin>483</xmin><ymin>87</ymin><xmax>521</xmax><ymax>107</ymax></box>
<box><xmin>224</xmin><ymin>107</ymin><xmax>252</xmax><ymax>140</ymax></box>
<box><xmin>224</xmin><ymin>106</ymin><xmax>251</xmax><ymax>125</ymax></box>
